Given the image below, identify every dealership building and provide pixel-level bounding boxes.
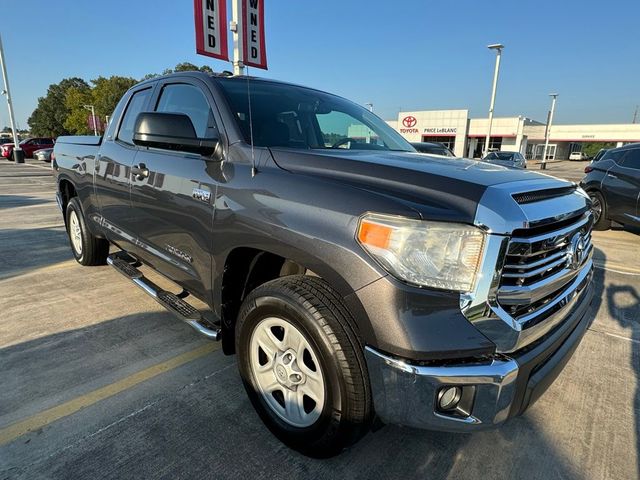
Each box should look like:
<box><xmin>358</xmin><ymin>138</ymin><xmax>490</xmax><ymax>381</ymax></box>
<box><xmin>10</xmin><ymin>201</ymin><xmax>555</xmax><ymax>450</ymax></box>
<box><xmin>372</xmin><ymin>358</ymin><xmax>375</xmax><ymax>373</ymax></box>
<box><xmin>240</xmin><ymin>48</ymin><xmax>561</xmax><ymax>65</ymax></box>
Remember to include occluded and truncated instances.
<box><xmin>387</xmin><ymin>110</ymin><xmax>640</xmax><ymax>159</ymax></box>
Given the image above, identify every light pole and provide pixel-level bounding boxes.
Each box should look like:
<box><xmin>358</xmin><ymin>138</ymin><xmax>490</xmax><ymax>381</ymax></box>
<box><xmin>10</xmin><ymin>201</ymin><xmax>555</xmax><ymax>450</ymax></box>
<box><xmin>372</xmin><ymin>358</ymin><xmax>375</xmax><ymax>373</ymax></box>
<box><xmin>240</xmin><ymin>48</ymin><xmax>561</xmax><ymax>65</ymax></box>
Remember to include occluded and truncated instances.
<box><xmin>484</xmin><ymin>43</ymin><xmax>504</xmax><ymax>158</ymax></box>
<box><xmin>540</xmin><ymin>93</ymin><xmax>558</xmax><ymax>170</ymax></box>
<box><xmin>365</xmin><ymin>103</ymin><xmax>373</xmax><ymax>112</ymax></box>
<box><xmin>83</xmin><ymin>104</ymin><xmax>98</xmax><ymax>136</ymax></box>
<box><xmin>0</xmin><ymin>34</ymin><xmax>23</xmax><ymax>163</ymax></box>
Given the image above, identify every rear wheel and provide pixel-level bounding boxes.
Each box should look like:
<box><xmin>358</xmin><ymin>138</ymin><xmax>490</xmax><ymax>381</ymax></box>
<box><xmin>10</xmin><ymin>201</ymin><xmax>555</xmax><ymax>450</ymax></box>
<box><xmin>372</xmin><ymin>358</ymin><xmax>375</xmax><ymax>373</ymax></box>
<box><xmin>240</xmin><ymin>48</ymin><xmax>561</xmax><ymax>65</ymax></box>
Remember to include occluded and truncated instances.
<box><xmin>589</xmin><ymin>190</ymin><xmax>611</xmax><ymax>230</ymax></box>
<box><xmin>236</xmin><ymin>275</ymin><xmax>372</xmax><ymax>457</ymax></box>
<box><xmin>65</xmin><ymin>197</ymin><xmax>109</xmax><ymax>265</ymax></box>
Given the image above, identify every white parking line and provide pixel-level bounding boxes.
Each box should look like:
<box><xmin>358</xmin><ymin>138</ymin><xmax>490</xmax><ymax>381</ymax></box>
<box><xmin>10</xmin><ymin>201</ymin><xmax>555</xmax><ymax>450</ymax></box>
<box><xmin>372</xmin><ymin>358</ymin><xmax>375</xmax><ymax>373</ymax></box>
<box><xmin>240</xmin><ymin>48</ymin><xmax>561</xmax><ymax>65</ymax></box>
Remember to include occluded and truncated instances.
<box><xmin>594</xmin><ymin>264</ymin><xmax>640</xmax><ymax>276</ymax></box>
<box><xmin>15</xmin><ymin>163</ymin><xmax>52</xmax><ymax>171</ymax></box>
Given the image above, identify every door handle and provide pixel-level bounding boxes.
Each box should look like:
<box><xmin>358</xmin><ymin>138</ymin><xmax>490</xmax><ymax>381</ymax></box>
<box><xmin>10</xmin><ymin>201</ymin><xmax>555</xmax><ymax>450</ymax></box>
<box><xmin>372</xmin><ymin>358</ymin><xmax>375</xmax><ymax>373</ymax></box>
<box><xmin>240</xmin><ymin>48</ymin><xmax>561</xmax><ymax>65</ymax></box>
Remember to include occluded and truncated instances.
<box><xmin>131</xmin><ymin>163</ymin><xmax>149</xmax><ymax>181</ymax></box>
<box><xmin>607</xmin><ymin>173</ymin><xmax>618</xmax><ymax>179</ymax></box>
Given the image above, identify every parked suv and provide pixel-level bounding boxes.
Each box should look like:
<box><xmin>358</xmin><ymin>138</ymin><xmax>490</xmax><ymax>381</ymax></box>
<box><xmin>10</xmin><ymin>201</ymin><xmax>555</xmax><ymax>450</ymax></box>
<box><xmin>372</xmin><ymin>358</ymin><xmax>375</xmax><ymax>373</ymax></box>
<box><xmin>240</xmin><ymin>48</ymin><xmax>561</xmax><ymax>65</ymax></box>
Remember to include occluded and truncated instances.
<box><xmin>53</xmin><ymin>72</ymin><xmax>595</xmax><ymax>456</ymax></box>
<box><xmin>581</xmin><ymin>143</ymin><xmax>640</xmax><ymax>230</ymax></box>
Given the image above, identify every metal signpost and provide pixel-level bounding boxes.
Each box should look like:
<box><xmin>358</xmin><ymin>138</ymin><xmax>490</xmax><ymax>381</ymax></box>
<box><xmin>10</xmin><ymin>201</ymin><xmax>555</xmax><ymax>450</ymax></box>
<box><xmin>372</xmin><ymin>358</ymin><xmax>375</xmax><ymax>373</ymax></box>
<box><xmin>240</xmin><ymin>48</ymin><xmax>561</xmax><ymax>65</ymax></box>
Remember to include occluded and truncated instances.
<box><xmin>484</xmin><ymin>43</ymin><xmax>504</xmax><ymax>158</ymax></box>
<box><xmin>0</xmin><ymin>34</ymin><xmax>23</xmax><ymax>163</ymax></box>
<box><xmin>540</xmin><ymin>94</ymin><xmax>558</xmax><ymax>170</ymax></box>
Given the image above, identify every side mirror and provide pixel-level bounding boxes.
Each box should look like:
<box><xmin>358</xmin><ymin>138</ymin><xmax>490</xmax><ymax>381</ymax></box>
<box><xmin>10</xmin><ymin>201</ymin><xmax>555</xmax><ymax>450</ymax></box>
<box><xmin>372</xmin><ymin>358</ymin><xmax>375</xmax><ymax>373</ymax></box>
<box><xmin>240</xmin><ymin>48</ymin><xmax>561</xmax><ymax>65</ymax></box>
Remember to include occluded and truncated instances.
<box><xmin>133</xmin><ymin>112</ymin><xmax>219</xmax><ymax>156</ymax></box>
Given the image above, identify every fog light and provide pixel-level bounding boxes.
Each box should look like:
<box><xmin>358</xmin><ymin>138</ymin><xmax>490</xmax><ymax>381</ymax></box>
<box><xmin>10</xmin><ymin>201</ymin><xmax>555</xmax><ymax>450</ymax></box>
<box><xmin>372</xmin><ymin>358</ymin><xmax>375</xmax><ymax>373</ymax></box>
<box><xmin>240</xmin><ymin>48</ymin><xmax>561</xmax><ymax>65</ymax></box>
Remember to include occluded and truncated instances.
<box><xmin>438</xmin><ymin>386</ymin><xmax>462</xmax><ymax>411</ymax></box>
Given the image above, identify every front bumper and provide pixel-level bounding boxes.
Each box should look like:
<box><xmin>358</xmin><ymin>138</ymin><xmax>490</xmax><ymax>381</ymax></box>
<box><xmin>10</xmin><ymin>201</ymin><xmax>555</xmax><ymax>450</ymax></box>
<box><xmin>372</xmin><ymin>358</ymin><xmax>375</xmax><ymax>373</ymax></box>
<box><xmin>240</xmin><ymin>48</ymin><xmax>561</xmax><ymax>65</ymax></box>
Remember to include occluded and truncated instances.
<box><xmin>365</xmin><ymin>277</ymin><xmax>594</xmax><ymax>432</ymax></box>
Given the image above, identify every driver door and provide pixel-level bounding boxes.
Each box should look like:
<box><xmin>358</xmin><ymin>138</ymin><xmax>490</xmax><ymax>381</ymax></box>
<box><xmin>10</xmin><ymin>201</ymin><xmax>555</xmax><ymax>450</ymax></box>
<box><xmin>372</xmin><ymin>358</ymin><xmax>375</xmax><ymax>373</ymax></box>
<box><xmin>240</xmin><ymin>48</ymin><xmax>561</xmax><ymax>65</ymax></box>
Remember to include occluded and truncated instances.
<box><xmin>129</xmin><ymin>78</ymin><xmax>224</xmax><ymax>301</ymax></box>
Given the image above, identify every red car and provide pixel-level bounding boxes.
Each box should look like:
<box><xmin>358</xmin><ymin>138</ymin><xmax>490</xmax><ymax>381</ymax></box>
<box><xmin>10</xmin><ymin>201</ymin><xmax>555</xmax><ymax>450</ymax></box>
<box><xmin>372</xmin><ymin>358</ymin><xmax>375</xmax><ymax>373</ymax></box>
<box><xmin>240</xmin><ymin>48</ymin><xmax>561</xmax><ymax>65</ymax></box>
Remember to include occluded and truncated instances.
<box><xmin>2</xmin><ymin>137</ymin><xmax>55</xmax><ymax>159</ymax></box>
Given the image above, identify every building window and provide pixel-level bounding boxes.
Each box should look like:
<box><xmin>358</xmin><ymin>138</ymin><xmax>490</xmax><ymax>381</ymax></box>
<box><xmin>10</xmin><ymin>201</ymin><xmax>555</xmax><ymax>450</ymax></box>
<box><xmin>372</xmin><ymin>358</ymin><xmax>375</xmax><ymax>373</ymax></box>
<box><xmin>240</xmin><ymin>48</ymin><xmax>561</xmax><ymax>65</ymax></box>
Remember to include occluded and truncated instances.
<box><xmin>472</xmin><ymin>137</ymin><xmax>503</xmax><ymax>158</ymax></box>
<box><xmin>421</xmin><ymin>135</ymin><xmax>455</xmax><ymax>150</ymax></box>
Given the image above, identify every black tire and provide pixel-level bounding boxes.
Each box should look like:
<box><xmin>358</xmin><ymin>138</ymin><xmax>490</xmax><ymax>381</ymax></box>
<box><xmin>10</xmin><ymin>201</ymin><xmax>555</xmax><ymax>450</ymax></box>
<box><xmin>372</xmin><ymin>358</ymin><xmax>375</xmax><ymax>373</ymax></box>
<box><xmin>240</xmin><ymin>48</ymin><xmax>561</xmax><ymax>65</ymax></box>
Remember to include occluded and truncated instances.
<box><xmin>236</xmin><ymin>275</ymin><xmax>372</xmax><ymax>457</ymax></box>
<box><xmin>65</xmin><ymin>197</ymin><xmax>109</xmax><ymax>265</ymax></box>
<box><xmin>589</xmin><ymin>190</ymin><xmax>611</xmax><ymax>231</ymax></box>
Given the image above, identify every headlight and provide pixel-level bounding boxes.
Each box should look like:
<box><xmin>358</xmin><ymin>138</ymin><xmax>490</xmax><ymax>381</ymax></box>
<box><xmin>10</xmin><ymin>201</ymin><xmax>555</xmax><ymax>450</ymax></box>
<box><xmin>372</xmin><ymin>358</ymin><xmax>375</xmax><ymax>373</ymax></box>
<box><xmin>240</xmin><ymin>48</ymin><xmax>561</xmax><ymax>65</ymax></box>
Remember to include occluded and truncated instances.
<box><xmin>357</xmin><ymin>213</ymin><xmax>485</xmax><ymax>292</ymax></box>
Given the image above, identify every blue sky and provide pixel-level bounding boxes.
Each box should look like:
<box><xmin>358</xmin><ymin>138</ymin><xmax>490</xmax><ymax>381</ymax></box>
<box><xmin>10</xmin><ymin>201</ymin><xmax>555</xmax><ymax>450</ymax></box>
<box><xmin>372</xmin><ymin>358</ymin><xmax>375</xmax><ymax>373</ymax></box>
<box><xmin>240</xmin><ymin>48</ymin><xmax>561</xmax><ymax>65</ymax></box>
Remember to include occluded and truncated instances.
<box><xmin>2</xmin><ymin>0</ymin><xmax>639</xmax><ymax>128</ymax></box>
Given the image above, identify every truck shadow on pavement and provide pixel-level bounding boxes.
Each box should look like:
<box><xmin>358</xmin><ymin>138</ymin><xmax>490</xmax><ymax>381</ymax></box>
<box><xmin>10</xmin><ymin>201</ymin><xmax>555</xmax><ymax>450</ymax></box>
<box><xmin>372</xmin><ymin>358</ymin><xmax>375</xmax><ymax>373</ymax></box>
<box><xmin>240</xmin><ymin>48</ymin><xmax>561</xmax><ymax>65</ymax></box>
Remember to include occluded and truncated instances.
<box><xmin>0</xmin><ymin>227</ymin><xmax>72</xmax><ymax>280</ymax></box>
<box><xmin>0</xmin><ymin>195</ymin><xmax>51</xmax><ymax>210</ymax></box>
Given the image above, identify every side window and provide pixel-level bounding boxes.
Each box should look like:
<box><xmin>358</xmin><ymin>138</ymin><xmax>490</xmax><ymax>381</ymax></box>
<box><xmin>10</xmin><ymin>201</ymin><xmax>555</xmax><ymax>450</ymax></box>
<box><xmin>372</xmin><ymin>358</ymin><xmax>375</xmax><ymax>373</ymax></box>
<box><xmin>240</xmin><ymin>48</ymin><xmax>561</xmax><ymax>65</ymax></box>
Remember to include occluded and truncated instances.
<box><xmin>155</xmin><ymin>83</ymin><xmax>216</xmax><ymax>138</ymax></box>
<box><xmin>117</xmin><ymin>88</ymin><xmax>152</xmax><ymax>145</ymax></box>
<box><xmin>602</xmin><ymin>149</ymin><xmax>624</xmax><ymax>164</ymax></box>
<box><xmin>619</xmin><ymin>149</ymin><xmax>640</xmax><ymax>170</ymax></box>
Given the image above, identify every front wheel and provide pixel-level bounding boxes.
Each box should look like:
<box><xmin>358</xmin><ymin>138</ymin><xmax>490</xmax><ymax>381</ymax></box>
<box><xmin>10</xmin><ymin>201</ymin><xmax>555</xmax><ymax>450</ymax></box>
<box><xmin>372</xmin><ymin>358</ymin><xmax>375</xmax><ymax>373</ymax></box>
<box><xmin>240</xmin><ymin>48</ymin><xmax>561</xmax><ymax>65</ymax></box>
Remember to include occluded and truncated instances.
<box><xmin>65</xmin><ymin>197</ymin><xmax>110</xmax><ymax>265</ymax></box>
<box><xmin>236</xmin><ymin>276</ymin><xmax>372</xmax><ymax>457</ymax></box>
<box><xmin>589</xmin><ymin>190</ymin><xmax>611</xmax><ymax>230</ymax></box>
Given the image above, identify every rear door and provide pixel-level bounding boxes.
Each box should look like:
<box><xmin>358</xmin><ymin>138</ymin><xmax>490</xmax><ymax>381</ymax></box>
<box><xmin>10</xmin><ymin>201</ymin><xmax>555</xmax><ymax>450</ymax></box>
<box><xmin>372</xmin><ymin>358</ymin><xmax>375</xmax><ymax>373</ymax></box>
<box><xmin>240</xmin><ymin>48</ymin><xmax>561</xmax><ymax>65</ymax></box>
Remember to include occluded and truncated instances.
<box><xmin>602</xmin><ymin>147</ymin><xmax>640</xmax><ymax>224</ymax></box>
<box><xmin>94</xmin><ymin>85</ymin><xmax>154</xmax><ymax>252</ymax></box>
<box><xmin>129</xmin><ymin>78</ymin><xmax>224</xmax><ymax>300</ymax></box>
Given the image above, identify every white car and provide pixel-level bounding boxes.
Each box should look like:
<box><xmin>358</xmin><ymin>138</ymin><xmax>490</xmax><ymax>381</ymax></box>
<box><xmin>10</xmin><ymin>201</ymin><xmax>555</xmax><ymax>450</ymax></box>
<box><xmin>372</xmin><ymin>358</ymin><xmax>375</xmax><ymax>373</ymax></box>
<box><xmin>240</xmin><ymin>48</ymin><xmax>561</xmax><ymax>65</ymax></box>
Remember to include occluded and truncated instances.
<box><xmin>569</xmin><ymin>151</ymin><xmax>589</xmax><ymax>161</ymax></box>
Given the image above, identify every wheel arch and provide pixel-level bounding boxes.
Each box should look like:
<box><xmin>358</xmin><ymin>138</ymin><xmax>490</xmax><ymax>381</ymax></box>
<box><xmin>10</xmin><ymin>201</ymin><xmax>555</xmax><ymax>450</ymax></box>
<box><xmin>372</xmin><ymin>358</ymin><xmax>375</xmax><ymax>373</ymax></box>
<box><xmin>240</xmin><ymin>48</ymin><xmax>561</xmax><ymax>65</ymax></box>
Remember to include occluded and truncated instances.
<box><xmin>217</xmin><ymin>244</ymin><xmax>376</xmax><ymax>356</ymax></box>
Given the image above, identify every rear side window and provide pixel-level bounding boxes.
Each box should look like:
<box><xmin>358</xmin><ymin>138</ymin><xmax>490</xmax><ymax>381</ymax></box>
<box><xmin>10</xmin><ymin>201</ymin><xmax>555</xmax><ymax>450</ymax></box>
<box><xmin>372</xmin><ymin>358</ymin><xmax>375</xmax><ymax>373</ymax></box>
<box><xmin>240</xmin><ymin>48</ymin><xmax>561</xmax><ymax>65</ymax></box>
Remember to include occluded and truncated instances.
<box><xmin>117</xmin><ymin>88</ymin><xmax>152</xmax><ymax>145</ymax></box>
<box><xmin>602</xmin><ymin>150</ymin><xmax>625</xmax><ymax>164</ymax></box>
<box><xmin>619</xmin><ymin>148</ymin><xmax>640</xmax><ymax>170</ymax></box>
<box><xmin>155</xmin><ymin>83</ymin><xmax>217</xmax><ymax>138</ymax></box>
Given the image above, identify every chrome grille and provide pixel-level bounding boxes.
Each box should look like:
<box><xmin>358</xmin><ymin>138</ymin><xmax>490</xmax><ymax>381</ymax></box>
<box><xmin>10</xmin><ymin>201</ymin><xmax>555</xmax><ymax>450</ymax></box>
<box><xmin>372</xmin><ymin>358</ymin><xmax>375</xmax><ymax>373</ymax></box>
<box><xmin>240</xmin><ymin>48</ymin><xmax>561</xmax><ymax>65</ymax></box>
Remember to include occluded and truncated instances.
<box><xmin>498</xmin><ymin>211</ymin><xmax>593</xmax><ymax>320</ymax></box>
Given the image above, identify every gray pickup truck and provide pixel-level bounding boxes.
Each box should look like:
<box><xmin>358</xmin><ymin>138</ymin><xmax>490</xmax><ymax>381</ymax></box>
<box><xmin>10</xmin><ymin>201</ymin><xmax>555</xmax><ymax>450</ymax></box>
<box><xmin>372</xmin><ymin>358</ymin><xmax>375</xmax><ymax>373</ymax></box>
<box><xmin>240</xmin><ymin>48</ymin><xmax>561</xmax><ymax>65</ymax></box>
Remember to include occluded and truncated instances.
<box><xmin>53</xmin><ymin>72</ymin><xmax>595</xmax><ymax>457</ymax></box>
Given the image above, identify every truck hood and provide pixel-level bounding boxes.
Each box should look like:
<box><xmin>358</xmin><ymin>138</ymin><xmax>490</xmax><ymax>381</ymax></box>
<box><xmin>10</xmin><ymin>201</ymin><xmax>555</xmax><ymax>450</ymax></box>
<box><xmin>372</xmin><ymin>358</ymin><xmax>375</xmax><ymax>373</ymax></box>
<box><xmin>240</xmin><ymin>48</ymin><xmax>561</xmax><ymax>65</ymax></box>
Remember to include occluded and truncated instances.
<box><xmin>269</xmin><ymin>148</ymin><xmax>572</xmax><ymax>226</ymax></box>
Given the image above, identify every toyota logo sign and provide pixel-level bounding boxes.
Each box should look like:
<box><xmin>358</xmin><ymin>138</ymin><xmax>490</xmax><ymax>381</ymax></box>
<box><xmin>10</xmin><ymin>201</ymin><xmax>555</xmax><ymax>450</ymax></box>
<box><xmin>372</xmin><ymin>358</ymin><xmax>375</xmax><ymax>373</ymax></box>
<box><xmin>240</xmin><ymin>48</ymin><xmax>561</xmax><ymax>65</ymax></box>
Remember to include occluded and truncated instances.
<box><xmin>402</xmin><ymin>116</ymin><xmax>417</xmax><ymax>128</ymax></box>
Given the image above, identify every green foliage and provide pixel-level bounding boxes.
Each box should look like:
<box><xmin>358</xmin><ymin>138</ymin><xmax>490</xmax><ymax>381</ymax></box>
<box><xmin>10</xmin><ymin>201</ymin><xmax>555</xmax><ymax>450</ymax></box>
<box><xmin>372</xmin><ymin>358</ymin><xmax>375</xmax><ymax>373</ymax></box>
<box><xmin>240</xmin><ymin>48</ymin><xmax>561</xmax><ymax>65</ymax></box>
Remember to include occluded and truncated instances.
<box><xmin>28</xmin><ymin>63</ymin><xmax>214</xmax><ymax>136</ymax></box>
<box><xmin>28</xmin><ymin>77</ymin><xmax>89</xmax><ymax>137</ymax></box>
<box><xmin>63</xmin><ymin>76</ymin><xmax>136</xmax><ymax>135</ymax></box>
<box><xmin>582</xmin><ymin>142</ymin><xmax>616</xmax><ymax>158</ymax></box>
<box><xmin>63</xmin><ymin>85</ymin><xmax>93</xmax><ymax>135</ymax></box>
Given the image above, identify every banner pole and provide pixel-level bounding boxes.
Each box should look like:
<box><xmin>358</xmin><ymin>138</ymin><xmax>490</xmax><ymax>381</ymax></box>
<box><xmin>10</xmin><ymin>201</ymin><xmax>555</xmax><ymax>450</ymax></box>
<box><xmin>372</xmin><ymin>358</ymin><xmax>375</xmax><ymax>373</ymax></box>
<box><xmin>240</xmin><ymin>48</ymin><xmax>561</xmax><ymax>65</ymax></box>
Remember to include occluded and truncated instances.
<box><xmin>231</xmin><ymin>0</ymin><xmax>244</xmax><ymax>75</ymax></box>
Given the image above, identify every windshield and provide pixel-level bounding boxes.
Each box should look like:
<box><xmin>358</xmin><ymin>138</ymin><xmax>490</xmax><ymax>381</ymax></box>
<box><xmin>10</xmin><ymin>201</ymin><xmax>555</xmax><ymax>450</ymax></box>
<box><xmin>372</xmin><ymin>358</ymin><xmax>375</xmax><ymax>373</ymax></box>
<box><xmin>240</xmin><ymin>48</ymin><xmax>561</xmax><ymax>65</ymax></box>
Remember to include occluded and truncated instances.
<box><xmin>216</xmin><ymin>78</ymin><xmax>414</xmax><ymax>152</ymax></box>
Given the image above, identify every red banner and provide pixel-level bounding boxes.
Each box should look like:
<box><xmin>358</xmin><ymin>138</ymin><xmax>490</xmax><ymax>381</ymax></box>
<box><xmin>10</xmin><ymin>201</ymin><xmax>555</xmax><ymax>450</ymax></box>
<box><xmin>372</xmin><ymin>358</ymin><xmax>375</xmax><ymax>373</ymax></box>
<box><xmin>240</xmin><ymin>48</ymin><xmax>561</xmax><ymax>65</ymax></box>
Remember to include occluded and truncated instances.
<box><xmin>242</xmin><ymin>0</ymin><xmax>267</xmax><ymax>69</ymax></box>
<box><xmin>194</xmin><ymin>0</ymin><xmax>229</xmax><ymax>61</ymax></box>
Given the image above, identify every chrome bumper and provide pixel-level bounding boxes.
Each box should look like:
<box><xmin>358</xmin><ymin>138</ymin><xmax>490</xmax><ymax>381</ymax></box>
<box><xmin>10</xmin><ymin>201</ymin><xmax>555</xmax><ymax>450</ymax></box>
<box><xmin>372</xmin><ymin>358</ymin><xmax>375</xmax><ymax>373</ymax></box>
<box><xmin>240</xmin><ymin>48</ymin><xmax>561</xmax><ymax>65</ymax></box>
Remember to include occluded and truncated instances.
<box><xmin>365</xmin><ymin>348</ymin><xmax>519</xmax><ymax>431</ymax></box>
<box><xmin>365</xmin><ymin>275</ymin><xmax>594</xmax><ymax>432</ymax></box>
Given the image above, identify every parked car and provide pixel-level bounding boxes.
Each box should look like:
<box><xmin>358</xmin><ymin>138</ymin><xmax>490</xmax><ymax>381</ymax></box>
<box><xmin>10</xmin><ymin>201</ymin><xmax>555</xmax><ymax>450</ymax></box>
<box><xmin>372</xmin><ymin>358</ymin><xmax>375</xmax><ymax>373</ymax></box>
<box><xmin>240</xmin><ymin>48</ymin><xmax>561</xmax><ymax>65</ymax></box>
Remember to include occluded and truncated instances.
<box><xmin>481</xmin><ymin>151</ymin><xmax>527</xmax><ymax>169</ymax></box>
<box><xmin>581</xmin><ymin>143</ymin><xmax>640</xmax><ymax>230</ymax></box>
<box><xmin>53</xmin><ymin>72</ymin><xmax>594</xmax><ymax>457</ymax></box>
<box><xmin>410</xmin><ymin>141</ymin><xmax>455</xmax><ymax>157</ymax></box>
<box><xmin>2</xmin><ymin>137</ymin><xmax>55</xmax><ymax>159</ymax></box>
<box><xmin>569</xmin><ymin>151</ymin><xmax>589</xmax><ymax>161</ymax></box>
<box><xmin>34</xmin><ymin>148</ymin><xmax>54</xmax><ymax>162</ymax></box>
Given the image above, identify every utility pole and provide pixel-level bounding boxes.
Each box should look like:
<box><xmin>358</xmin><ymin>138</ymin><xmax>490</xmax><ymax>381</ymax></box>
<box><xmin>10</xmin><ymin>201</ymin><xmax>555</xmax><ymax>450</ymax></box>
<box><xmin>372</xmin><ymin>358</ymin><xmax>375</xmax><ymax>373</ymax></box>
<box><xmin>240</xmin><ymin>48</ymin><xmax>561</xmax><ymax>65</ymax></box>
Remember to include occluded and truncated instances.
<box><xmin>633</xmin><ymin>105</ymin><xmax>638</xmax><ymax>124</ymax></box>
<box><xmin>540</xmin><ymin>93</ymin><xmax>558</xmax><ymax>170</ymax></box>
<box><xmin>484</xmin><ymin>44</ymin><xmax>504</xmax><ymax>158</ymax></box>
<box><xmin>0</xmin><ymin>34</ymin><xmax>23</xmax><ymax>163</ymax></box>
<box><xmin>230</xmin><ymin>0</ymin><xmax>244</xmax><ymax>75</ymax></box>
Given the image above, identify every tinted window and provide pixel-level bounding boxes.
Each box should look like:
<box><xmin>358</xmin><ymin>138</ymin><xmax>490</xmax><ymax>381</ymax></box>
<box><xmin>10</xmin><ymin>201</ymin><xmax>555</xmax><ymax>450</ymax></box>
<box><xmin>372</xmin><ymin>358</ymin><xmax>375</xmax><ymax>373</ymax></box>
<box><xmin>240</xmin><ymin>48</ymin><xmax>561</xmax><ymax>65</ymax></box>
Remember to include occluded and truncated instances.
<box><xmin>602</xmin><ymin>149</ymin><xmax>625</xmax><ymax>164</ymax></box>
<box><xmin>217</xmin><ymin>78</ymin><xmax>413</xmax><ymax>152</ymax></box>
<box><xmin>619</xmin><ymin>148</ymin><xmax>640</xmax><ymax>169</ymax></box>
<box><xmin>117</xmin><ymin>88</ymin><xmax>152</xmax><ymax>145</ymax></box>
<box><xmin>155</xmin><ymin>83</ymin><xmax>216</xmax><ymax>138</ymax></box>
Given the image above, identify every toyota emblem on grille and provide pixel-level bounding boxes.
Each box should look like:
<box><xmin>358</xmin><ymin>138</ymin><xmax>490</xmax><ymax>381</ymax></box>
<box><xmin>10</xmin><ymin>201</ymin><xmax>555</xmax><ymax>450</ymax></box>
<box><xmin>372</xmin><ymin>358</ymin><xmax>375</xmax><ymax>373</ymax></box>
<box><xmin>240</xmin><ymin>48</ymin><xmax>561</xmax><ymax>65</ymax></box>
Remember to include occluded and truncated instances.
<box><xmin>566</xmin><ymin>232</ymin><xmax>587</xmax><ymax>270</ymax></box>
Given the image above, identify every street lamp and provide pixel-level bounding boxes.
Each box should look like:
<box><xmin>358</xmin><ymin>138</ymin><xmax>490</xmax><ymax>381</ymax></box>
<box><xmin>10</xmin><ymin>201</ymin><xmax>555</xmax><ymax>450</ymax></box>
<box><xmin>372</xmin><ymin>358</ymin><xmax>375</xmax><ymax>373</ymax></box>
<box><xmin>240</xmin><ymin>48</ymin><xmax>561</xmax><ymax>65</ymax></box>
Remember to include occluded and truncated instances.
<box><xmin>365</xmin><ymin>103</ymin><xmax>374</xmax><ymax>112</ymax></box>
<box><xmin>540</xmin><ymin>93</ymin><xmax>558</xmax><ymax>170</ymax></box>
<box><xmin>0</xmin><ymin>34</ymin><xmax>23</xmax><ymax>163</ymax></box>
<box><xmin>484</xmin><ymin>43</ymin><xmax>504</xmax><ymax>158</ymax></box>
<box><xmin>83</xmin><ymin>104</ymin><xmax>98</xmax><ymax>136</ymax></box>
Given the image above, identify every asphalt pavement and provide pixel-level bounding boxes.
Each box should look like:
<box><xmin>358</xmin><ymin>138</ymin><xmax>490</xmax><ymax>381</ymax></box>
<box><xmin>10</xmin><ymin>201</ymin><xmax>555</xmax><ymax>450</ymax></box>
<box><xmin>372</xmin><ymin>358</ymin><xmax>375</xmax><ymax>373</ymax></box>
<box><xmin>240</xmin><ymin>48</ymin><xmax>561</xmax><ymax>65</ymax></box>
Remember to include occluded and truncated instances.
<box><xmin>0</xmin><ymin>158</ymin><xmax>638</xmax><ymax>480</ymax></box>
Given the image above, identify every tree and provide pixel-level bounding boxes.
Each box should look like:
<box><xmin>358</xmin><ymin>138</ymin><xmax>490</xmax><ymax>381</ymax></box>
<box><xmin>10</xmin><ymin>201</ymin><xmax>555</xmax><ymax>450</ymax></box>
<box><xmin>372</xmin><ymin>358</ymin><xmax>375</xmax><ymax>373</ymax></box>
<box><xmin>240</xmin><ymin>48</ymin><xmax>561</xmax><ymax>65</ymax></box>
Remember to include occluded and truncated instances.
<box><xmin>64</xmin><ymin>76</ymin><xmax>137</xmax><ymax>134</ymax></box>
<box><xmin>28</xmin><ymin>77</ymin><xmax>89</xmax><ymax>137</ymax></box>
<box><xmin>63</xmin><ymin>85</ymin><xmax>93</xmax><ymax>134</ymax></box>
